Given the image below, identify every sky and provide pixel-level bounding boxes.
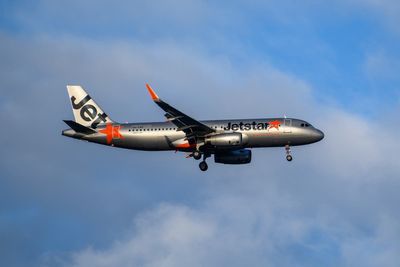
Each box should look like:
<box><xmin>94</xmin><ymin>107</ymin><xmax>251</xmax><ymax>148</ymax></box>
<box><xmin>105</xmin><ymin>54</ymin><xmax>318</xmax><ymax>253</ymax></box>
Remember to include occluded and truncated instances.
<box><xmin>0</xmin><ymin>1</ymin><xmax>400</xmax><ymax>266</ymax></box>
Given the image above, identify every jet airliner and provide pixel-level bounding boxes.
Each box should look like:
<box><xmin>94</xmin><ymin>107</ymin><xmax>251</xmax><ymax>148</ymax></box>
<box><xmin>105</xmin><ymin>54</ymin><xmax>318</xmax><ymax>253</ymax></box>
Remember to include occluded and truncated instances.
<box><xmin>62</xmin><ymin>84</ymin><xmax>324</xmax><ymax>171</ymax></box>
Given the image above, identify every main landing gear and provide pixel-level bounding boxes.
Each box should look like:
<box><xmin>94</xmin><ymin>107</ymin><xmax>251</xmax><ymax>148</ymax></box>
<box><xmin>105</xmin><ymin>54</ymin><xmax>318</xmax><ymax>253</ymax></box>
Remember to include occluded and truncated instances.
<box><xmin>198</xmin><ymin>152</ymin><xmax>211</xmax><ymax>171</ymax></box>
<box><xmin>199</xmin><ymin>161</ymin><xmax>208</xmax><ymax>171</ymax></box>
<box><xmin>285</xmin><ymin>144</ymin><xmax>293</xmax><ymax>162</ymax></box>
<box><xmin>188</xmin><ymin>148</ymin><xmax>210</xmax><ymax>171</ymax></box>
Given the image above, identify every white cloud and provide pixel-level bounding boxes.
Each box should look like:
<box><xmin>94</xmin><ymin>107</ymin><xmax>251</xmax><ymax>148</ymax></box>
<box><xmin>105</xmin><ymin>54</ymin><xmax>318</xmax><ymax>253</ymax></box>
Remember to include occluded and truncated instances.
<box><xmin>66</xmin><ymin>156</ymin><xmax>400</xmax><ymax>267</ymax></box>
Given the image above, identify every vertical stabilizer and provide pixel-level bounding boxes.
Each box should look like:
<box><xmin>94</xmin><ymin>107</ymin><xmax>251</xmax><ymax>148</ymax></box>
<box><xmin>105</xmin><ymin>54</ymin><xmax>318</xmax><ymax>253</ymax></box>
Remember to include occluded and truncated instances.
<box><xmin>66</xmin><ymin>85</ymin><xmax>113</xmax><ymax>128</ymax></box>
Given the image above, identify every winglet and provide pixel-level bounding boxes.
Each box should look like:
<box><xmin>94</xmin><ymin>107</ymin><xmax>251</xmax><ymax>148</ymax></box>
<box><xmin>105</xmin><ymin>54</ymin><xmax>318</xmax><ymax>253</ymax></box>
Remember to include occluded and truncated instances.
<box><xmin>146</xmin><ymin>83</ymin><xmax>159</xmax><ymax>101</ymax></box>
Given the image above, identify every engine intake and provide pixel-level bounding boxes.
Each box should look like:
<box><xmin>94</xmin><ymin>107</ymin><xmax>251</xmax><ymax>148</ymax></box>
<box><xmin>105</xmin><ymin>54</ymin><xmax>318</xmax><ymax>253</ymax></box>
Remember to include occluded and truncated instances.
<box><xmin>214</xmin><ymin>149</ymin><xmax>252</xmax><ymax>164</ymax></box>
<box><xmin>205</xmin><ymin>133</ymin><xmax>247</xmax><ymax>147</ymax></box>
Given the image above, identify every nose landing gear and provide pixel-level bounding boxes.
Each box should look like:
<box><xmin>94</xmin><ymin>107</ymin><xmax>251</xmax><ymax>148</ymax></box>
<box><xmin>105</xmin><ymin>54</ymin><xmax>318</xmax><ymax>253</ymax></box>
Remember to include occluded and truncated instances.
<box><xmin>285</xmin><ymin>145</ymin><xmax>293</xmax><ymax>161</ymax></box>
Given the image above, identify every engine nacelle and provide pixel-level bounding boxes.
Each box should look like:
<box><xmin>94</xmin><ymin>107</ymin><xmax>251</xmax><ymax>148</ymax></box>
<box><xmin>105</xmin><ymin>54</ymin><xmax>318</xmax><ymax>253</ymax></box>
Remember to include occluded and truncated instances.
<box><xmin>214</xmin><ymin>149</ymin><xmax>252</xmax><ymax>164</ymax></box>
<box><xmin>205</xmin><ymin>133</ymin><xmax>247</xmax><ymax>147</ymax></box>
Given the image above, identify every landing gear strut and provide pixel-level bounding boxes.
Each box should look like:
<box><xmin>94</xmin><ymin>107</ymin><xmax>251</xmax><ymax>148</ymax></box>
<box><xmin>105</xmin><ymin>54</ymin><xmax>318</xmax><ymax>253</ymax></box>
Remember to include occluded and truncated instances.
<box><xmin>285</xmin><ymin>144</ymin><xmax>293</xmax><ymax>161</ymax></box>
<box><xmin>199</xmin><ymin>153</ymin><xmax>211</xmax><ymax>171</ymax></box>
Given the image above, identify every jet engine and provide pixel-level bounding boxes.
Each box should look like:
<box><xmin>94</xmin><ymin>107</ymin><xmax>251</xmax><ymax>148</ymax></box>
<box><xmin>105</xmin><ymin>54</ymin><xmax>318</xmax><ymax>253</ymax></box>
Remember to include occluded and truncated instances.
<box><xmin>205</xmin><ymin>133</ymin><xmax>248</xmax><ymax>147</ymax></box>
<box><xmin>214</xmin><ymin>149</ymin><xmax>252</xmax><ymax>164</ymax></box>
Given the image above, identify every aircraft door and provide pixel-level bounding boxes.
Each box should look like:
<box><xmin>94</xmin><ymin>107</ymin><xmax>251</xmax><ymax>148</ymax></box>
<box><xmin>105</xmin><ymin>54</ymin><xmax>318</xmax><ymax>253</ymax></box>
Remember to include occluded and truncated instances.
<box><xmin>283</xmin><ymin>119</ymin><xmax>292</xmax><ymax>133</ymax></box>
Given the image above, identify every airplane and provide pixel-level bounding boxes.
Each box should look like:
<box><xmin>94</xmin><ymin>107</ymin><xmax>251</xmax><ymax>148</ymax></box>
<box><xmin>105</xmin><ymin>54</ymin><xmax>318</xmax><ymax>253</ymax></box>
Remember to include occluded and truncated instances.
<box><xmin>62</xmin><ymin>84</ymin><xmax>324</xmax><ymax>171</ymax></box>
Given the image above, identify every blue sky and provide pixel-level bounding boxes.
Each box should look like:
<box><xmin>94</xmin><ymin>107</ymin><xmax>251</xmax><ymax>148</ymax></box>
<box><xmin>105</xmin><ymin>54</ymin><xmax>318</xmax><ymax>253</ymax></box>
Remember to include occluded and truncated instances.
<box><xmin>1</xmin><ymin>1</ymin><xmax>400</xmax><ymax>267</ymax></box>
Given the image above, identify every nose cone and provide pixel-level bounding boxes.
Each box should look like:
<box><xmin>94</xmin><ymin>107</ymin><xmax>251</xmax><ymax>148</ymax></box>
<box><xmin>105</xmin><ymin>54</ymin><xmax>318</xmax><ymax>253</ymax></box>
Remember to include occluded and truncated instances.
<box><xmin>313</xmin><ymin>129</ymin><xmax>324</xmax><ymax>142</ymax></box>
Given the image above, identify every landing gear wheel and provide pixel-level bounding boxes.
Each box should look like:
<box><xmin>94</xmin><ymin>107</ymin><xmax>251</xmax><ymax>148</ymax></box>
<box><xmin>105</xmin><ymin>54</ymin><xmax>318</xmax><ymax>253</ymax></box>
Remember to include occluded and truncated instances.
<box><xmin>193</xmin><ymin>151</ymin><xmax>202</xmax><ymax>160</ymax></box>
<box><xmin>199</xmin><ymin>161</ymin><xmax>208</xmax><ymax>171</ymax></box>
<box><xmin>285</xmin><ymin>144</ymin><xmax>293</xmax><ymax>162</ymax></box>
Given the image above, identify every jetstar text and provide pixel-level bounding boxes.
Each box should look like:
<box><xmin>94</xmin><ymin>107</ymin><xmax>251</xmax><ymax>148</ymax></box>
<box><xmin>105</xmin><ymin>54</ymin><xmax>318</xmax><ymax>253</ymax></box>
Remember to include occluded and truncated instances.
<box><xmin>71</xmin><ymin>95</ymin><xmax>108</xmax><ymax>128</ymax></box>
<box><xmin>224</xmin><ymin>122</ymin><xmax>270</xmax><ymax>131</ymax></box>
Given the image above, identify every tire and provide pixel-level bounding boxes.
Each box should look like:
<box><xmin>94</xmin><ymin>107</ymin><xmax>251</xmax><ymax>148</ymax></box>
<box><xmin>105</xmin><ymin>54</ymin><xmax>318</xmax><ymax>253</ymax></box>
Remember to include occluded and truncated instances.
<box><xmin>199</xmin><ymin>161</ymin><xmax>208</xmax><ymax>171</ymax></box>
<box><xmin>193</xmin><ymin>151</ymin><xmax>202</xmax><ymax>160</ymax></box>
<box><xmin>286</xmin><ymin>155</ymin><xmax>293</xmax><ymax>161</ymax></box>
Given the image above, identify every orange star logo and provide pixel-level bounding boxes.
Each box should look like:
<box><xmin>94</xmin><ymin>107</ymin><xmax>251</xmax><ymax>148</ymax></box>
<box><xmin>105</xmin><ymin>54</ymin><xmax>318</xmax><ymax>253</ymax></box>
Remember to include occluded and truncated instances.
<box><xmin>99</xmin><ymin>123</ymin><xmax>124</xmax><ymax>144</ymax></box>
<box><xmin>268</xmin><ymin>120</ymin><xmax>281</xmax><ymax>131</ymax></box>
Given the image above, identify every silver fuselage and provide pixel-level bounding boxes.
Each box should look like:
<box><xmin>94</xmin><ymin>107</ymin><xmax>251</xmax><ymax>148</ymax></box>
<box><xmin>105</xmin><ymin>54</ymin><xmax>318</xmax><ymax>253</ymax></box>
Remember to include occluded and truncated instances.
<box><xmin>63</xmin><ymin>118</ymin><xmax>324</xmax><ymax>151</ymax></box>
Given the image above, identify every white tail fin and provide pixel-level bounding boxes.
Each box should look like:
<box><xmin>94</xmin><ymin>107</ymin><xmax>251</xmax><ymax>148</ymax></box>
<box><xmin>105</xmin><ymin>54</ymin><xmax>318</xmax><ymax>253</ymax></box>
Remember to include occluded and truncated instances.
<box><xmin>66</xmin><ymin>85</ymin><xmax>113</xmax><ymax>128</ymax></box>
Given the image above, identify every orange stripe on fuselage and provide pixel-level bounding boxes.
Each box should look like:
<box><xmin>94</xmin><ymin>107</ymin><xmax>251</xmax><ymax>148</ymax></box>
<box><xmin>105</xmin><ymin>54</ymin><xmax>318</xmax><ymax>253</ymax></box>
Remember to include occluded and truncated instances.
<box><xmin>175</xmin><ymin>143</ymin><xmax>196</xmax><ymax>149</ymax></box>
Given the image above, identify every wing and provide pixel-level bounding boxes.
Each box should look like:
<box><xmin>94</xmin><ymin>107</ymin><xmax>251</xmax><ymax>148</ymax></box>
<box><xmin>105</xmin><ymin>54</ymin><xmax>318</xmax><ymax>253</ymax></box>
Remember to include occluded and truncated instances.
<box><xmin>146</xmin><ymin>84</ymin><xmax>215</xmax><ymax>140</ymax></box>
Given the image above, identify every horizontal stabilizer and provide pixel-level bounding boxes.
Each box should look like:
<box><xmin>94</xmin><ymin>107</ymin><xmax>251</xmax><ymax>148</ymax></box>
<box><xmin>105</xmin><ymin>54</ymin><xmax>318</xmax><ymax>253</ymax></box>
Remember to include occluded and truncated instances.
<box><xmin>63</xmin><ymin>120</ymin><xmax>97</xmax><ymax>134</ymax></box>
